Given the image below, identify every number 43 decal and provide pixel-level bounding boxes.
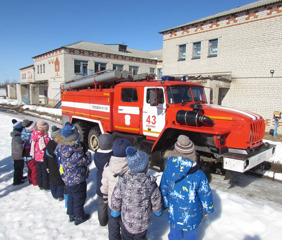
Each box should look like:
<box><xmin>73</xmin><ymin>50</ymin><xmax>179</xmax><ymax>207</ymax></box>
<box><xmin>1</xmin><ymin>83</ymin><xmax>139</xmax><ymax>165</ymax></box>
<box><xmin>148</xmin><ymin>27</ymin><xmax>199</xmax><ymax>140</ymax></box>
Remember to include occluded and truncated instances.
<box><xmin>146</xmin><ymin>115</ymin><xmax>156</xmax><ymax>125</ymax></box>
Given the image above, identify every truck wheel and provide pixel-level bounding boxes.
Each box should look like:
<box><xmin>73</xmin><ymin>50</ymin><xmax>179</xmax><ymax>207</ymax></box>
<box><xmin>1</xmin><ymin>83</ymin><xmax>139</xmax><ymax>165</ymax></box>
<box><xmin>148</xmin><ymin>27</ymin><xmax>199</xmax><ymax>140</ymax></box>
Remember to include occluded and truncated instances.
<box><xmin>88</xmin><ymin>127</ymin><xmax>101</xmax><ymax>151</ymax></box>
<box><xmin>74</xmin><ymin>122</ymin><xmax>89</xmax><ymax>145</ymax></box>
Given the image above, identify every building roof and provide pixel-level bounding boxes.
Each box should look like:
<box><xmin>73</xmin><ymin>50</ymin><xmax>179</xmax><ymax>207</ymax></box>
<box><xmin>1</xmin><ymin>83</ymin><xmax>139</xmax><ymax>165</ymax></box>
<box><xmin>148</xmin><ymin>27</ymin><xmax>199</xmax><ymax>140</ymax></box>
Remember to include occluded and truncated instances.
<box><xmin>19</xmin><ymin>65</ymin><xmax>34</xmax><ymax>70</ymax></box>
<box><xmin>33</xmin><ymin>41</ymin><xmax>162</xmax><ymax>61</ymax></box>
<box><xmin>159</xmin><ymin>0</ymin><xmax>281</xmax><ymax>33</ymax></box>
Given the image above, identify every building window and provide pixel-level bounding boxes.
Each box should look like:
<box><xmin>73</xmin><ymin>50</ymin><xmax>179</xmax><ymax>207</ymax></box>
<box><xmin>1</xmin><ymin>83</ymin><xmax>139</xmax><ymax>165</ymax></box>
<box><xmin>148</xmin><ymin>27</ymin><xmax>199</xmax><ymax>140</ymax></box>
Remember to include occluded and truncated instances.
<box><xmin>150</xmin><ymin>68</ymin><xmax>155</xmax><ymax>75</ymax></box>
<box><xmin>22</xmin><ymin>73</ymin><xmax>26</xmax><ymax>79</ymax></box>
<box><xmin>119</xmin><ymin>45</ymin><xmax>127</xmax><ymax>52</ymax></box>
<box><xmin>192</xmin><ymin>42</ymin><xmax>201</xmax><ymax>59</ymax></box>
<box><xmin>113</xmin><ymin>64</ymin><xmax>123</xmax><ymax>71</ymax></box>
<box><xmin>37</xmin><ymin>66</ymin><xmax>39</xmax><ymax>74</ymax></box>
<box><xmin>129</xmin><ymin>66</ymin><xmax>139</xmax><ymax>75</ymax></box>
<box><xmin>208</xmin><ymin>39</ymin><xmax>218</xmax><ymax>57</ymax></box>
<box><xmin>95</xmin><ymin>62</ymin><xmax>107</xmax><ymax>72</ymax></box>
<box><xmin>178</xmin><ymin>44</ymin><xmax>186</xmax><ymax>60</ymax></box>
<box><xmin>43</xmin><ymin>64</ymin><xmax>45</xmax><ymax>73</ymax></box>
<box><xmin>122</xmin><ymin>88</ymin><xmax>138</xmax><ymax>102</ymax></box>
<box><xmin>75</xmin><ymin>60</ymin><xmax>88</xmax><ymax>75</ymax></box>
<box><xmin>40</xmin><ymin>65</ymin><xmax>42</xmax><ymax>73</ymax></box>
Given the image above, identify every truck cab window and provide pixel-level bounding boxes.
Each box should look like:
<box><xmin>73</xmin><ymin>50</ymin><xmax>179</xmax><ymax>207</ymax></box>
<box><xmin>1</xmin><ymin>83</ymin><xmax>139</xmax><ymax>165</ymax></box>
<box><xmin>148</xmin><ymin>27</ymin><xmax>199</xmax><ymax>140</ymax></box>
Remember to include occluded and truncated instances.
<box><xmin>146</xmin><ymin>88</ymin><xmax>164</xmax><ymax>105</ymax></box>
<box><xmin>167</xmin><ymin>86</ymin><xmax>192</xmax><ymax>104</ymax></box>
<box><xmin>191</xmin><ymin>86</ymin><xmax>207</xmax><ymax>103</ymax></box>
<box><xmin>122</xmin><ymin>88</ymin><xmax>138</xmax><ymax>102</ymax></box>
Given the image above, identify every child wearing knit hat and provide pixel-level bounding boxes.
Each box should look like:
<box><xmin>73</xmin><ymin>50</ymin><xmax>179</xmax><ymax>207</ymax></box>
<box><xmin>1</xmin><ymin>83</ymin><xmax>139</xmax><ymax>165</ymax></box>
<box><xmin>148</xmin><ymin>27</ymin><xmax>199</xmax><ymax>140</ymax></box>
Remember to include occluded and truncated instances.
<box><xmin>43</xmin><ymin>126</ymin><xmax>65</xmax><ymax>201</ymax></box>
<box><xmin>11</xmin><ymin>119</ymin><xmax>25</xmax><ymax>185</ymax></box>
<box><xmin>111</xmin><ymin>146</ymin><xmax>163</xmax><ymax>239</ymax></box>
<box><xmin>55</xmin><ymin>122</ymin><xmax>92</xmax><ymax>225</ymax></box>
<box><xmin>30</xmin><ymin>120</ymin><xmax>51</xmax><ymax>190</ymax></box>
<box><xmin>21</xmin><ymin>119</ymin><xmax>38</xmax><ymax>186</ymax></box>
<box><xmin>93</xmin><ymin>133</ymin><xmax>113</xmax><ymax>226</ymax></box>
<box><xmin>160</xmin><ymin>135</ymin><xmax>214</xmax><ymax>240</ymax></box>
<box><xmin>100</xmin><ymin>138</ymin><xmax>131</xmax><ymax>240</ymax></box>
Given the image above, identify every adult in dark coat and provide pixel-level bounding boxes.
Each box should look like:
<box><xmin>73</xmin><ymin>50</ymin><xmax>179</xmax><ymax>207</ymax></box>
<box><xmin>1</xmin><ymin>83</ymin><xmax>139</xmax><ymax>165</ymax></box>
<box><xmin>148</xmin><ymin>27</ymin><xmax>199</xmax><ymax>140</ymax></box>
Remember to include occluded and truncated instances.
<box><xmin>43</xmin><ymin>126</ymin><xmax>65</xmax><ymax>200</ymax></box>
<box><xmin>93</xmin><ymin>133</ymin><xmax>113</xmax><ymax>226</ymax></box>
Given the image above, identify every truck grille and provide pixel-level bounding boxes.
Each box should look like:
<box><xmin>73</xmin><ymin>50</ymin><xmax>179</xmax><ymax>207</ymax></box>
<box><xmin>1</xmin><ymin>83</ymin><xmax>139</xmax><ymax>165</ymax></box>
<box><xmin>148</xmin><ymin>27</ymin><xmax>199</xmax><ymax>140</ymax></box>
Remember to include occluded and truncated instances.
<box><xmin>250</xmin><ymin>119</ymin><xmax>265</xmax><ymax>145</ymax></box>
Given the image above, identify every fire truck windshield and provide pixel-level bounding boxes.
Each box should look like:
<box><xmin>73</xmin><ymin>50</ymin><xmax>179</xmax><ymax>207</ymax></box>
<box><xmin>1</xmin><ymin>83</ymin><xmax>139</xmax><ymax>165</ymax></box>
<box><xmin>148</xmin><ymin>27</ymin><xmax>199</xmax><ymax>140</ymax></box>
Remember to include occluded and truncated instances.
<box><xmin>167</xmin><ymin>86</ymin><xmax>207</xmax><ymax>104</ymax></box>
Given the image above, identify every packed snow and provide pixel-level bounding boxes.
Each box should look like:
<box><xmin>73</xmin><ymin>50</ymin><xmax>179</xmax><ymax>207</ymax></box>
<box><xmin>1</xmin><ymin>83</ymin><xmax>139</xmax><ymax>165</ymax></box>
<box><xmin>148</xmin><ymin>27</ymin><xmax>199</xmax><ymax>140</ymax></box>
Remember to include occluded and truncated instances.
<box><xmin>1</xmin><ymin>99</ymin><xmax>282</xmax><ymax>240</ymax></box>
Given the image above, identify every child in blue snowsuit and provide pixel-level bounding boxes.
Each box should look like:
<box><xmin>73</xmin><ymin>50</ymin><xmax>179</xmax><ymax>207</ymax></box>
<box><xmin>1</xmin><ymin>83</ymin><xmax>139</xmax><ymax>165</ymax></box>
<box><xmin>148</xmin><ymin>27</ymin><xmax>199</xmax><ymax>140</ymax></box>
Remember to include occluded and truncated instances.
<box><xmin>160</xmin><ymin>135</ymin><xmax>214</xmax><ymax>240</ymax></box>
<box><xmin>55</xmin><ymin>122</ymin><xmax>91</xmax><ymax>225</ymax></box>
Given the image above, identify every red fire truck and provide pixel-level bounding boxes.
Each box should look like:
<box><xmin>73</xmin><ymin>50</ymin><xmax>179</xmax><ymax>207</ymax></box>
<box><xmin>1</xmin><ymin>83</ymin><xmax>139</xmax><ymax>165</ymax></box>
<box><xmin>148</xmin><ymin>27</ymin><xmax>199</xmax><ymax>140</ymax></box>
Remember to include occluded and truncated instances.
<box><xmin>61</xmin><ymin>70</ymin><xmax>275</xmax><ymax>173</ymax></box>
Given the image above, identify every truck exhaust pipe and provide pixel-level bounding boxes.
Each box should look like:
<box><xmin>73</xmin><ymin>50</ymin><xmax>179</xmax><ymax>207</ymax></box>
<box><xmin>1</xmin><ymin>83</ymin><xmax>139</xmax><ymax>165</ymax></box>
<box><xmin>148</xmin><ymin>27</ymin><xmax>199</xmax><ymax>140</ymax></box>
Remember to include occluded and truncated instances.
<box><xmin>176</xmin><ymin>110</ymin><xmax>213</xmax><ymax>126</ymax></box>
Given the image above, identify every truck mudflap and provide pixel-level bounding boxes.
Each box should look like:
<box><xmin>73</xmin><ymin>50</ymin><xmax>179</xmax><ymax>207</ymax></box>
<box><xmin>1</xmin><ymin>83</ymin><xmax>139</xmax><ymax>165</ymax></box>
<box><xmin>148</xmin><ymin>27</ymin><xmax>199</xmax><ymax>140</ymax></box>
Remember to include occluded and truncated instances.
<box><xmin>223</xmin><ymin>144</ymin><xmax>276</xmax><ymax>173</ymax></box>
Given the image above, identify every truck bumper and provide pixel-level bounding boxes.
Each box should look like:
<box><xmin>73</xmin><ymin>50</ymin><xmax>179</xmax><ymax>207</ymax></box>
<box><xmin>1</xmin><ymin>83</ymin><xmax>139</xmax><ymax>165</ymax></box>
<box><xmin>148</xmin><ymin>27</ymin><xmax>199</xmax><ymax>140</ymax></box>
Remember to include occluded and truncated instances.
<box><xmin>223</xmin><ymin>144</ymin><xmax>276</xmax><ymax>173</ymax></box>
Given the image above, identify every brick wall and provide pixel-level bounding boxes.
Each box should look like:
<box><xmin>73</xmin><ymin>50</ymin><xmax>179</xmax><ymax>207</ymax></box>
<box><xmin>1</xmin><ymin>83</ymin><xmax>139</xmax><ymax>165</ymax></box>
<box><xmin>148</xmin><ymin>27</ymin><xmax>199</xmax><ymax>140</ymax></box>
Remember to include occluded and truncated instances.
<box><xmin>161</xmin><ymin>2</ymin><xmax>282</xmax><ymax>134</ymax></box>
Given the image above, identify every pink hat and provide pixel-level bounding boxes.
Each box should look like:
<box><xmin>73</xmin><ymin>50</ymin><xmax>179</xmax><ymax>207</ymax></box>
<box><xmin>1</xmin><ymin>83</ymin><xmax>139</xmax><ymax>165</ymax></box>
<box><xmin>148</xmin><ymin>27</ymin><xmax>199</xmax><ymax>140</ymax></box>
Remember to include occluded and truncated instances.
<box><xmin>36</xmin><ymin>120</ymin><xmax>49</xmax><ymax>132</ymax></box>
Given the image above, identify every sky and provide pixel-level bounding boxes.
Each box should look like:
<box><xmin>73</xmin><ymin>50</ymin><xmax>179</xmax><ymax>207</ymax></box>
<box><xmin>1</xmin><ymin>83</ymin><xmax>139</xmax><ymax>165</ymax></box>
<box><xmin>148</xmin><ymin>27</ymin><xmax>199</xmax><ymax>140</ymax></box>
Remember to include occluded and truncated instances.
<box><xmin>1</xmin><ymin>99</ymin><xmax>282</xmax><ymax>239</ymax></box>
<box><xmin>0</xmin><ymin>0</ymin><xmax>257</xmax><ymax>84</ymax></box>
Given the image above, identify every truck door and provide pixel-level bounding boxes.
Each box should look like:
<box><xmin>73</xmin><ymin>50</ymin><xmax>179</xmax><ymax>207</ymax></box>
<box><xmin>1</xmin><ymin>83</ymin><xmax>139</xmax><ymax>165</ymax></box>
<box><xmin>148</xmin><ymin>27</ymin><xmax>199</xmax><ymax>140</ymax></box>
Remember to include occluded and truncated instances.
<box><xmin>114</xmin><ymin>87</ymin><xmax>141</xmax><ymax>134</ymax></box>
<box><xmin>142</xmin><ymin>87</ymin><xmax>166</xmax><ymax>137</ymax></box>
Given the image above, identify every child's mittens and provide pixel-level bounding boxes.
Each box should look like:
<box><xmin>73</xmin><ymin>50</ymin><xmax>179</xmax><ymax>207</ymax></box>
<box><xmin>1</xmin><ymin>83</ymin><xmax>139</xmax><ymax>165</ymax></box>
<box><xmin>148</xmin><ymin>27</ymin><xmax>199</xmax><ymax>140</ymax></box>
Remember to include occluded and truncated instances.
<box><xmin>103</xmin><ymin>194</ymin><xmax>108</xmax><ymax>204</ymax></box>
<box><xmin>110</xmin><ymin>209</ymin><xmax>121</xmax><ymax>218</ymax></box>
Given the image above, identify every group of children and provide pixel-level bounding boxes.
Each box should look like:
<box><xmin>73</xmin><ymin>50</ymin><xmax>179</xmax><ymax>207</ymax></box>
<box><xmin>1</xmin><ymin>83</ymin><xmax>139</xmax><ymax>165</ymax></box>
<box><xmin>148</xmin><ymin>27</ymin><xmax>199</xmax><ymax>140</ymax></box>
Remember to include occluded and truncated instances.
<box><xmin>94</xmin><ymin>133</ymin><xmax>214</xmax><ymax>240</ymax></box>
<box><xmin>11</xmin><ymin>119</ymin><xmax>91</xmax><ymax>225</ymax></box>
<box><xmin>11</xmin><ymin>117</ymin><xmax>214</xmax><ymax>240</ymax></box>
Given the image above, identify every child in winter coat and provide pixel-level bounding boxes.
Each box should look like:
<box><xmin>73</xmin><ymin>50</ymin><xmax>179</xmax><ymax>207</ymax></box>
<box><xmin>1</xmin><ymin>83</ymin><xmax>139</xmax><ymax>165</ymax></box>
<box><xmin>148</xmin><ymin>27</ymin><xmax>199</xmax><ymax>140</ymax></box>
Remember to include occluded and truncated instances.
<box><xmin>31</xmin><ymin>120</ymin><xmax>51</xmax><ymax>190</ymax></box>
<box><xmin>21</xmin><ymin>119</ymin><xmax>38</xmax><ymax>186</ymax></box>
<box><xmin>111</xmin><ymin>146</ymin><xmax>164</xmax><ymax>240</ymax></box>
<box><xmin>160</xmin><ymin>135</ymin><xmax>214</xmax><ymax>240</ymax></box>
<box><xmin>55</xmin><ymin>122</ymin><xmax>91</xmax><ymax>226</ymax></box>
<box><xmin>93</xmin><ymin>133</ymin><xmax>113</xmax><ymax>226</ymax></box>
<box><xmin>43</xmin><ymin>126</ymin><xmax>65</xmax><ymax>201</ymax></box>
<box><xmin>10</xmin><ymin>119</ymin><xmax>25</xmax><ymax>185</ymax></box>
<box><xmin>100</xmin><ymin>138</ymin><xmax>132</xmax><ymax>240</ymax></box>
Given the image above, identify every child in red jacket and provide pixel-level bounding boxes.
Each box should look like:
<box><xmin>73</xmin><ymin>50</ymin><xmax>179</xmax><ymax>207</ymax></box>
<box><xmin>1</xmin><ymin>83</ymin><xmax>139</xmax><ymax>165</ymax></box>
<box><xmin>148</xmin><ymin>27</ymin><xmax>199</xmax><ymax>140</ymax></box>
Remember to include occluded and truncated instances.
<box><xmin>31</xmin><ymin>120</ymin><xmax>51</xmax><ymax>190</ymax></box>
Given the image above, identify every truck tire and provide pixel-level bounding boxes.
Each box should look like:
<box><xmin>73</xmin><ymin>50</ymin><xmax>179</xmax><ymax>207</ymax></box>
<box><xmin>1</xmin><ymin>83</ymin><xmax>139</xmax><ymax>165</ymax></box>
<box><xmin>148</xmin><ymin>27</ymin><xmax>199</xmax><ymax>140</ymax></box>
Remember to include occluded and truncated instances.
<box><xmin>74</xmin><ymin>122</ymin><xmax>89</xmax><ymax>145</ymax></box>
<box><xmin>88</xmin><ymin>126</ymin><xmax>101</xmax><ymax>151</ymax></box>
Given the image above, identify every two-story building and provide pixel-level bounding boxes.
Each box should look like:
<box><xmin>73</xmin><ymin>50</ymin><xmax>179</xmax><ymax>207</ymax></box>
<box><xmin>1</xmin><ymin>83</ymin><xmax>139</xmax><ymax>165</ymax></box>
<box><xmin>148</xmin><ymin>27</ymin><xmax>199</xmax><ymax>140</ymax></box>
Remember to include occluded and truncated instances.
<box><xmin>159</xmin><ymin>0</ymin><xmax>282</xmax><ymax>133</ymax></box>
<box><xmin>18</xmin><ymin>41</ymin><xmax>162</xmax><ymax>106</ymax></box>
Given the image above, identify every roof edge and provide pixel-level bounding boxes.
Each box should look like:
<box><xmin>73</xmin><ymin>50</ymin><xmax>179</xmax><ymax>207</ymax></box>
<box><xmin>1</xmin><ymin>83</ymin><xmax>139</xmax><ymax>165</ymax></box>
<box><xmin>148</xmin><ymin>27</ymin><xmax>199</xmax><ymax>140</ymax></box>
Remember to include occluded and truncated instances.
<box><xmin>159</xmin><ymin>0</ymin><xmax>281</xmax><ymax>34</ymax></box>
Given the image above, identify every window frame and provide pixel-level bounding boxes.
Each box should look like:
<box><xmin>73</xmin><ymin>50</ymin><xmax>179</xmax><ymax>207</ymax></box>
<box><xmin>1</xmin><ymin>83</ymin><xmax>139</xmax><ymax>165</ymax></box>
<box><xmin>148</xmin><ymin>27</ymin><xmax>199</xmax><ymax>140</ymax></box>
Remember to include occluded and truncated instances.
<box><xmin>113</xmin><ymin>64</ymin><xmax>124</xmax><ymax>71</ymax></box>
<box><xmin>192</xmin><ymin>42</ymin><xmax>201</xmax><ymax>59</ymax></box>
<box><xmin>95</xmin><ymin>62</ymin><xmax>107</xmax><ymax>73</ymax></box>
<box><xmin>121</xmin><ymin>88</ymin><xmax>138</xmax><ymax>102</ymax></box>
<box><xmin>178</xmin><ymin>44</ymin><xmax>186</xmax><ymax>61</ymax></box>
<box><xmin>208</xmin><ymin>39</ymin><xmax>218</xmax><ymax>57</ymax></box>
<box><xmin>129</xmin><ymin>66</ymin><xmax>139</xmax><ymax>75</ymax></box>
<box><xmin>74</xmin><ymin>60</ymin><xmax>88</xmax><ymax>75</ymax></box>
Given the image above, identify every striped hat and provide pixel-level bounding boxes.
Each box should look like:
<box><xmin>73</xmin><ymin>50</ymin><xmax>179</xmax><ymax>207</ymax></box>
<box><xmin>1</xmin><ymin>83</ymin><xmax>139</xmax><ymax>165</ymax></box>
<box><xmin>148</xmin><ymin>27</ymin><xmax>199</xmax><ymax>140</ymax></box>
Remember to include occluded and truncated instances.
<box><xmin>175</xmin><ymin>135</ymin><xmax>195</xmax><ymax>155</ymax></box>
<box><xmin>163</xmin><ymin>135</ymin><xmax>197</xmax><ymax>161</ymax></box>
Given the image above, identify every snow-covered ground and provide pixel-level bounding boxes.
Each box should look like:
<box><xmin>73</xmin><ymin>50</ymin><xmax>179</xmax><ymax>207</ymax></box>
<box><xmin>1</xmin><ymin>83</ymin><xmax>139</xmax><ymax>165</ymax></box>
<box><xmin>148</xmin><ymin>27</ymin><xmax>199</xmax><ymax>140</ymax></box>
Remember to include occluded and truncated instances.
<box><xmin>1</xmin><ymin>99</ymin><xmax>282</xmax><ymax>239</ymax></box>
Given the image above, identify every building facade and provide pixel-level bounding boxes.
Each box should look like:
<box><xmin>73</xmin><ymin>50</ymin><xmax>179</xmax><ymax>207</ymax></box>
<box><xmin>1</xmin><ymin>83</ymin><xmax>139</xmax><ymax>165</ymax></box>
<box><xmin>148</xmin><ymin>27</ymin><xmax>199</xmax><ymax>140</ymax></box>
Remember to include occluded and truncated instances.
<box><xmin>19</xmin><ymin>41</ymin><xmax>162</xmax><ymax>106</ymax></box>
<box><xmin>159</xmin><ymin>0</ymin><xmax>282</xmax><ymax>134</ymax></box>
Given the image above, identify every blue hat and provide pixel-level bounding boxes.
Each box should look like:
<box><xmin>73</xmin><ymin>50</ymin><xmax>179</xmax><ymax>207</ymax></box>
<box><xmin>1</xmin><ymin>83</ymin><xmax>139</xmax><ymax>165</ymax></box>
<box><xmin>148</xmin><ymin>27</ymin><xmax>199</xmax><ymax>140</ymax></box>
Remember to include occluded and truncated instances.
<box><xmin>126</xmin><ymin>146</ymin><xmax>149</xmax><ymax>173</ymax></box>
<box><xmin>61</xmin><ymin>122</ymin><xmax>80</xmax><ymax>143</ymax></box>
<box><xmin>113</xmin><ymin>138</ymin><xmax>131</xmax><ymax>157</ymax></box>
